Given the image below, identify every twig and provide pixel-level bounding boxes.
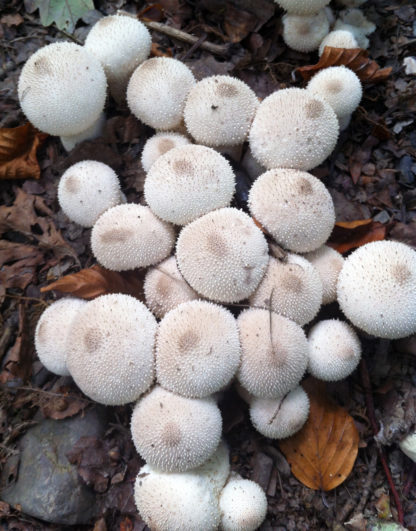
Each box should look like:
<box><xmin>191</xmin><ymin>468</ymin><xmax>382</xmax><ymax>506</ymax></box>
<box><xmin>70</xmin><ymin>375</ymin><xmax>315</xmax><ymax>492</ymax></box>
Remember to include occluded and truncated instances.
<box><xmin>356</xmin><ymin>451</ymin><xmax>378</xmax><ymax>514</ymax></box>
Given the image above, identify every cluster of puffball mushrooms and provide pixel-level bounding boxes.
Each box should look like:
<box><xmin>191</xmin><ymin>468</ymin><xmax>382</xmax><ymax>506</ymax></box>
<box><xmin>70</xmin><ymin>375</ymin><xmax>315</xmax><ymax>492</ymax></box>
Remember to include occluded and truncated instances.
<box><xmin>17</xmin><ymin>1</ymin><xmax>416</xmax><ymax>530</ymax></box>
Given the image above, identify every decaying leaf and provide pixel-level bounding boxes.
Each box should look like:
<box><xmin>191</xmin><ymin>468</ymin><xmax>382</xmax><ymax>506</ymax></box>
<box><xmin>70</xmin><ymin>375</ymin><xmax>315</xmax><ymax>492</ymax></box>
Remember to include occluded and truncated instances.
<box><xmin>0</xmin><ymin>123</ymin><xmax>48</xmax><ymax>180</ymax></box>
<box><xmin>41</xmin><ymin>385</ymin><xmax>88</xmax><ymax>420</ymax></box>
<box><xmin>33</xmin><ymin>0</ymin><xmax>94</xmax><ymax>33</ymax></box>
<box><xmin>297</xmin><ymin>47</ymin><xmax>392</xmax><ymax>84</ymax></box>
<box><xmin>328</xmin><ymin>219</ymin><xmax>386</xmax><ymax>254</ymax></box>
<box><xmin>279</xmin><ymin>379</ymin><xmax>359</xmax><ymax>491</ymax></box>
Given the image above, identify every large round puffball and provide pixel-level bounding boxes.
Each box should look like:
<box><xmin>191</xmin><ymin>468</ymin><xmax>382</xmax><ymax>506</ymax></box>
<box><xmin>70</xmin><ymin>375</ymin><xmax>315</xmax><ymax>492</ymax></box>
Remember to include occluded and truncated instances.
<box><xmin>18</xmin><ymin>42</ymin><xmax>106</xmax><ymax>136</ymax></box>
<box><xmin>337</xmin><ymin>241</ymin><xmax>416</xmax><ymax>339</ymax></box>
<box><xmin>141</xmin><ymin>132</ymin><xmax>191</xmax><ymax>173</ymax></box>
<box><xmin>66</xmin><ymin>294</ymin><xmax>157</xmax><ymax>405</ymax></box>
<box><xmin>249</xmin><ymin>88</ymin><xmax>339</xmax><ymax>171</ymax></box>
<box><xmin>35</xmin><ymin>297</ymin><xmax>86</xmax><ymax>376</ymax></box>
<box><xmin>131</xmin><ymin>386</ymin><xmax>222</xmax><ymax>472</ymax></box>
<box><xmin>275</xmin><ymin>0</ymin><xmax>331</xmax><ymax>15</ymax></box>
<box><xmin>304</xmin><ymin>245</ymin><xmax>344</xmax><ymax>305</ymax></box>
<box><xmin>282</xmin><ymin>11</ymin><xmax>330</xmax><ymax>52</ymax></box>
<box><xmin>58</xmin><ymin>160</ymin><xmax>123</xmax><ymax>227</ymax></box>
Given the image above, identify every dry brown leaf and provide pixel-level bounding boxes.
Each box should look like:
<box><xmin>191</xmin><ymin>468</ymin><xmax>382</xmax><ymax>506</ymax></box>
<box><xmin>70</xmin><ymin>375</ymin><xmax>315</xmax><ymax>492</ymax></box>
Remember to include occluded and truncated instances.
<box><xmin>0</xmin><ymin>123</ymin><xmax>48</xmax><ymax>180</ymax></box>
<box><xmin>151</xmin><ymin>42</ymin><xmax>173</xmax><ymax>57</ymax></box>
<box><xmin>41</xmin><ymin>386</ymin><xmax>88</xmax><ymax>420</ymax></box>
<box><xmin>297</xmin><ymin>47</ymin><xmax>392</xmax><ymax>84</ymax></box>
<box><xmin>279</xmin><ymin>379</ymin><xmax>359</xmax><ymax>491</ymax></box>
<box><xmin>328</xmin><ymin>218</ymin><xmax>386</xmax><ymax>254</ymax></box>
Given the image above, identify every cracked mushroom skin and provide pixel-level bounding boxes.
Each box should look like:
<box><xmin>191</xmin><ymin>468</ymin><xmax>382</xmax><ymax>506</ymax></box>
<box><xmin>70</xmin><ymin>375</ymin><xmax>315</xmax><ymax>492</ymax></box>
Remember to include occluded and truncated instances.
<box><xmin>304</xmin><ymin>245</ymin><xmax>344</xmax><ymax>305</ymax></box>
<box><xmin>282</xmin><ymin>10</ymin><xmax>330</xmax><ymax>52</ymax></box>
<box><xmin>141</xmin><ymin>132</ymin><xmax>191</xmax><ymax>173</ymax></box>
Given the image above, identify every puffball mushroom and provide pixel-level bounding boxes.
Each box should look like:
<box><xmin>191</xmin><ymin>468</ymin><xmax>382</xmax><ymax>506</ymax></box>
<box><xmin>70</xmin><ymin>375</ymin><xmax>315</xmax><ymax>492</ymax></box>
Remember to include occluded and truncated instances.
<box><xmin>249</xmin><ymin>255</ymin><xmax>323</xmax><ymax>326</ymax></box>
<box><xmin>194</xmin><ymin>439</ymin><xmax>230</xmax><ymax>495</ymax></box>
<box><xmin>145</xmin><ymin>145</ymin><xmax>236</xmax><ymax>225</ymax></box>
<box><xmin>219</xmin><ymin>475</ymin><xmax>267</xmax><ymax>531</ymax></box>
<box><xmin>156</xmin><ymin>300</ymin><xmax>240</xmax><ymax>398</ymax></box>
<box><xmin>319</xmin><ymin>30</ymin><xmax>359</xmax><ymax>56</ymax></box>
<box><xmin>339</xmin><ymin>8</ymin><xmax>376</xmax><ymax>35</ymax></box>
<box><xmin>131</xmin><ymin>386</ymin><xmax>222</xmax><ymax>472</ymax></box>
<box><xmin>304</xmin><ymin>245</ymin><xmax>344</xmax><ymax>304</ymax></box>
<box><xmin>141</xmin><ymin>132</ymin><xmax>191</xmax><ymax>173</ymax></box>
<box><xmin>183</xmin><ymin>75</ymin><xmax>259</xmax><ymax>146</ymax></box>
<box><xmin>18</xmin><ymin>42</ymin><xmax>106</xmax><ymax>139</ymax></box>
<box><xmin>35</xmin><ymin>297</ymin><xmax>86</xmax><ymax>376</ymax></box>
<box><xmin>274</xmin><ymin>0</ymin><xmax>331</xmax><ymax>15</ymax></box>
<box><xmin>66</xmin><ymin>294</ymin><xmax>157</xmax><ymax>405</ymax></box>
<box><xmin>176</xmin><ymin>207</ymin><xmax>269</xmax><ymax>303</ymax></box>
<box><xmin>91</xmin><ymin>203</ymin><xmax>175</xmax><ymax>271</ymax></box>
<box><xmin>249</xmin><ymin>88</ymin><xmax>339</xmax><ymax>171</ymax></box>
<box><xmin>58</xmin><ymin>160</ymin><xmax>123</xmax><ymax>227</ymax></box>
<box><xmin>337</xmin><ymin>241</ymin><xmax>416</xmax><ymax>339</ymax></box>
<box><xmin>308</xmin><ymin>320</ymin><xmax>362</xmax><ymax>381</ymax></box>
<box><xmin>399</xmin><ymin>433</ymin><xmax>416</xmax><ymax>463</ymax></box>
<box><xmin>60</xmin><ymin>112</ymin><xmax>106</xmax><ymax>152</ymax></box>
<box><xmin>282</xmin><ymin>11</ymin><xmax>330</xmax><ymax>53</ymax></box>
<box><xmin>127</xmin><ymin>57</ymin><xmax>196</xmax><ymax>130</ymax></box>
<box><xmin>250</xmin><ymin>386</ymin><xmax>310</xmax><ymax>439</ymax></box>
<box><xmin>248</xmin><ymin>168</ymin><xmax>335</xmax><ymax>253</ymax></box>
<box><xmin>237</xmin><ymin>308</ymin><xmax>308</xmax><ymax>398</ymax></box>
<box><xmin>85</xmin><ymin>14</ymin><xmax>151</xmax><ymax>103</ymax></box>
<box><xmin>333</xmin><ymin>21</ymin><xmax>369</xmax><ymax>49</ymax></box>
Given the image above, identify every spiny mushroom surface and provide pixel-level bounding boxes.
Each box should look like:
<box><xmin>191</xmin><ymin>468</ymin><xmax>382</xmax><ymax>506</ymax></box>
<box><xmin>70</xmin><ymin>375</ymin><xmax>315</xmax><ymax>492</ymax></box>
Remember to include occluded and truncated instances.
<box><xmin>141</xmin><ymin>132</ymin><xmax>191</xmax><ymax>173</ymax></box>
<box><xmin>249</xmin><ymin>88</ymin><xmax>339</xmax><ymax>171</ymax></box>
<box><xmin>319</xmin><ymin>30</ymin><xmax>358</xmax><ymax>56</ymax></box>
<box><xmin>282</xmin><ymin>11</ymin><xmax>330</xmax><ymax>52</ymax></box>
<box><xmin>131</xmin><ymin>386</ymin><xmax>222</xmax><ymax>472</ymax></box>
<box><xmin>304</xmin><ymin>245</ymin><xmax>344</xmax><ymax>305</ymax></box>
<box><xmin>183</xmin><ymin>75</ymin><xmax>259</xmax><ymax>146</ymax></box>
<box><xmin>176</xmin><ymin>207</ymin><xmax>269</xmax><ymax>303</ymax></box>
<box><xmin>337</xmin><ymin>241</ymin><xmax>416</xmax><ymax>339</ymax></box>
<box><xmin>274</xmin><ymin>0</ymin><xmax>331</xmax><ymax>15</ymax></box>
<box><xmin>156</xmin><ymin>300</ymin><xmax>241</xmax><ymax>398</ymax></box>
<box><xmin>333</xmin><ymin>21</ymin><xmax>369</xmax><ymax>48</ymax></box>
<box><xmin>66</xmin><ymin>294</ymin><xmax>157</xmax><ymax>405</ymax></box>
<box><xmin>193</xmin><ymin>439</ymin><xmax>230</xmax><ymax>495</ymax></box>
<box><xmin>237</xmin><ymin>308</ymin><xmax>308</xmax><ymax>398</ymax></box>
<box><xmin>145</xmin><ymin>145</ymin><xmax>235</xmax><ymax>225</ymax></box>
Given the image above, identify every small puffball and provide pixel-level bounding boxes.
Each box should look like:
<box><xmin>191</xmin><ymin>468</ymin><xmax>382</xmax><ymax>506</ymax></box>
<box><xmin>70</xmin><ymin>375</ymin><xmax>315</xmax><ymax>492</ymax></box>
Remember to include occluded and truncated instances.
<box><xmin>141</xmin><ymin>132</ymin><xmax>191</xmax><ymax>173</ymax></box>
<box><xmin>219</xmin><ymin>475</ymin><xmax>267</xmax><ymax>531</ymax></box>
<box><xmin>333</xmin><ymin>21</ymin><xmax>369</xmax><ymax>49</ymax></box>
<box><xmin>91</xmin><ymin>204</ymin><xmax>175</xmax><ymax>271</ymax></box>
<box><xmin>131</xmin><ymin>386</ymin><xmax>222</xmax><ymax>472</ymax></box>
<box><xmin>399</xmin><ymin>433</ymin><xmax>416</xmax><ymax>463</ymax></box>
<box><xmin>319</xmin><ymin>30</ymin><xmax>358</xmax><ymax>56</ymax></box>
<box><xmin>308</xmin><ymin>320</ymin><xmax>362</xmax><ymax>381</ymax></box>
<box><xmin>282</xmin><ymin>11</ymin><xmax>329</xmax><ymax>53</ymax></box>
<box><xmin>304</xmin><ymin>245</ymin><xmax>344</xmax><ymax>304</ymax></box>
<box><xmin>338</xmin><ymin>8</ymin><xmax>376</xmax><ymax>35</ymax></box>
<box><xmin>250</xmin><ymin>386</ymin><xmax>310</xmax><ymax>439</ymax></box>
<box><xmin>35</xmin><ymin>298</ymin><xmax>86</xmax><ymax>376</ymax></box>
<box><xmin>193</xmin><ymin>439</ymin><xmax>230</xmax><ymax>495</ymax></box>
<box><xmin>66</xmin><ymin>294</ymin><xmax>157</xmax><ymax>405</ymax></box>
<box><xmin>274</xmin><ymin>0</ymin><xmax>331</xmax><ymax>15</ymax></box>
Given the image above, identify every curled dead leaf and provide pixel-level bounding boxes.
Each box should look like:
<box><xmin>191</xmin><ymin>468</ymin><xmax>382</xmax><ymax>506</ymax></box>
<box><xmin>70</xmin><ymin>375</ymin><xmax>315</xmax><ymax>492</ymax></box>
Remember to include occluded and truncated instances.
<box><xmin>328</xmin><ymin>218</ymin><xmax>386</xmax><ymax>254</ymax></box>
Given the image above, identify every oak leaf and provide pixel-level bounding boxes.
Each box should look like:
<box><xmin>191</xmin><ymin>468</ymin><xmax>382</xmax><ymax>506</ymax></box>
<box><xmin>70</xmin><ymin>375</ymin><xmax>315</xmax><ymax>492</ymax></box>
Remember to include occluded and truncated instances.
<box><xmin>328</xmin><ymin>219</ymin><xmax>386</xmax><ymax>254</ymax></box>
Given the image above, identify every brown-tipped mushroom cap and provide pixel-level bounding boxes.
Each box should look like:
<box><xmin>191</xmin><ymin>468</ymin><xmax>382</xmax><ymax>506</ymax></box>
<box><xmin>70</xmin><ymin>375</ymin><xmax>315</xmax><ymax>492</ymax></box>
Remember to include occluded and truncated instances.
<box><xmin>282</xmin><ymin>11</ymin><xmax>329</xmax><ymax>52</ymax></box>
<box><xmin>275</xmin><ymin>0</ymin><xmax>331</xmax><ymax>15</ymax></box>
<box><xmin>304</xmin><ymin>245</ymin><xmax>344</xmax><ymax>305</ymax></box>
<box><xmin>141</xmin><ymin>132</ymin><xmax>191</xmax><ymax>173</ymax></box>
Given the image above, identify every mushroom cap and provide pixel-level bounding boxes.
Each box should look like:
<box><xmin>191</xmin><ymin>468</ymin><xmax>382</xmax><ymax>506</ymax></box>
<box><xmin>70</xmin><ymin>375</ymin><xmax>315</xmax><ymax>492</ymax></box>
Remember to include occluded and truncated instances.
<box><xmin>399</xmin><ymin>433</ymin><xmax>416</xmax><ymax>463</ymax></box>
<box><xmin>219</xmin><ymin>475</ymin><xmax>267</xmax><ymax>531</ymax></box>
<box><xmin>131</xmin><ymin>386</ymin><xmax>222</xmax><ymax>472</ymax></box>
<box><xmin>193</xmin><ymin>439</ymin><xmax>230</xmax><ymax>495</ymax></box>
<box><xmin>135</xmin><ymin>464</ymin><xmax>220</xmax><ymax>531</ymax></box>
<box><xmin>156</xmin><ymin>300</ymin><xmax>241</xmax><ymax>398</ymax></box>
<box><xmin>35</xmin><ymin>297</ymin><xmax>86</xmax><ymax>376</ymax></box>
<box><xmin>145</xmin><ymin>145</ymin><xmax>236</xmax><ymax>225</ymax></box>
<box><xmin>248</xmin><ymin>168</ymin><xmax>335</xmax><ymax>253</ymax></box>
<box><xmin>176</xmin><ymin>208</ymin><xmax>269</xmax><ymax>303</ymax></box>
<box><xmin>339</xmin><ymin>8</ymin><xmax>376</xmax><ymax>35</ymax></box>
<box><xmin>144</xmin><ymin>256</ymin><xmax>199</xmax><ymax>319</ymax></box>
<box><xmin>307</xmin><ymin>66</ymin><xmax>363</xmax><ymax>119</ymax></box>
<box><xmin>249</xmin><ymin>88</ymin><xmax>339</xmax><ymax>171</ymax></box>
<box><xmin>237</xmin><ymin>308</ymin><xmax>308</xmax><ymax>398</ymax></box>
<box><xmin>319</xmin><ymin>30</ymin><xmax>359</xmax><ymax>56</ymax></box>
<box><xmin>141</xmin><ymin>132</ymin><xmax>191</xmax><ymax>173</ymax></box>
<box><xmin>274</xmin><ymin>0</ymin><xmax>331</xmax><ymax>15</ymax></box>
<box><xmin>337</xmin><ymin>241</ymin><xmax>416</xmax><ymax>339</ymax></box>
<box><xmin>333</xmin><ymin>21</ymin><xmax>369</xmax><ymax>49</ymax></box>
<box><xmin>183</xmin><ymin>75</ymin><xmax>259</xmax><ymax>147</ymax></box>
<box><xmin>58</xmin><ymin>160</ymin><xmax>122</xmax><ymax>227</ymax></box>
<box><xmin>91</xmin><ymin>203</ymin><xmax>175</xmax><ymax>271</ymax></box>
<box><xmin>127</xmin><ymin>57</ymin><xmax>196</xmax><ymax>130</ymax></box>
<box><xmin>60</xmin><ymin>111</ymin><xmax>106</xmax><ymax>152</ymax></box>
<box><xmin>304</xmin><ymin>245</ymin><xmax>344</xmax><ymax>304</ymax></box>
<box><xmin>85</xmin><ymin>14</ymin><xmax>151</xmax><ymax>102</ymax></box>
<box><xmin>249</xmin><ymin>255</ymin><xmax>323</xmax><ymax>326</ymax></box>
<box><xmin>18</xmin><ymin>42</ymin><xmax>106</xmax><ymax>136</ymax></box>
<box><xmin>282</xmin><ymin>11</ymin><xmax>330</xmax><ymax>53</ymax></box>
<box><xmin>66</xmin><ymin>294</ymin><xmax>157</xmax><ymax>405</ymax></box>
<box><xmin>250</xmin><ymin>386</ymin><xmax>310</xmax><ymax>439</ymax></box>
<box><xmin>308</xmin><ymin>319</ymin><xmax>361</xmax><ymax>381</ymax></box>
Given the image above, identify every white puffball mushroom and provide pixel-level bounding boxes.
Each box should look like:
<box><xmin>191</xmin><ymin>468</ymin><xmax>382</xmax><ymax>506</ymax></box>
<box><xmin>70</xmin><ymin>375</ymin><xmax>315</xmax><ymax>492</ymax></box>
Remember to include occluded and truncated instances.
<box><xmin>250</xmin><ymin>255</ymin><xmax>323</xmax><ymax>326</ymax></box>
<box><xmin>250</xmin><ymin>386</ymin><xmax>310</xmax><ymax>439</ymax></box>
<box><xmin>219</xmin><ymin>475</ymin><xmax>267</xmax><ymax>531</ymax></box>
<box><xmin>176</xmin><ymin>208</ymin><xmax>269</xmax><ymax>303</ymax></box>
<box><xmin>319</xmin><ymin>30</ymin><xmax>359</xmax><ymax>56</ymax></box>
<box><xmin>399</xmin><ymin>433</ymin><xmax>416</xmax><ymax>463</ymax></box>
<box><xmin>308</xmin><ymin>319</ymin><xmax>362</xmax><ymax>381</ymax></box>
<box><xmin>131</xmin><ymin>386</ymin><xmax>222</xmax><ymax>472</ymax></box>
<box><xmin>60</xmin><ymin>112</ymin><xmax>106</xmax><ymax>152</ymax></box>
<box><xmin>237</xmin><ymin>308</ymin><xmax>308</xmax><ymax>398</ymax></box>
<box><xmin>249</xmin><ymin>88</ymin><xmax>339</xmax><ymax>171</ymax></box>
<box><xmin>145</xmin><ymin>145</ymin><xmax>235</xmax><ymax>225</ymax></box>
<box><xmin>91</xmin><ymin>203</ymin><xmax>175</xmax><ymax>271</ymax></box>
<box><xmin>337</xmin><ymin>241</ymin><xmax>416</xmax><ymax>339</ymax></box>
<box><xmin>304</xmin><ymin>245</ymin><xmax>344</xmax><ymax>305</ymax></box>
<box><xmin>66</xmin><ymin>294</ymin><xmax>157</xmax><ymax>405</ymax></box>
<box><xmin>18</xmin><ymin>42</ymin><xmax>106</xmax><ymax>137</ymax></box>
<box><xmin>274</xmin><ymin>0</ymin><xmax>331</xmax><ymax>15</ymax></box>
<box><xmin>333</xmin><ymin>21</ymin><xmax>369</xmax><ymax>49</ymax></box>
<box><xmin>193</xmin><ymin>439</ymin><xmax>230</xmax><ymax>495</ymax></box>
<box><xmin>282</xmin><ymin>11</ymin><xmax>330</xmax><ymax>53</ymax></box>
<box><xmin>248</xmin><ymin>168</ymin><xmax>335</xmax><ymax>253</ymax></box>
<box><xmin>85</xmin><ymin>14</ymin><xmax>151</xmax><ymax>103</ymax></box>
<box><xmin>183</xmin><ymin>75</ymin><xmax>259</xmax><ymax>147</ymax></box>
<box><xmin>127</xmin><ymin>57</ymin><xmax>196</xmax><ymax>130</ymax></box>
<box><xmin>339</xmin><ymin>8</ymin><xmax>376</xmax><ymax>35</ymax></box>
<box><xmin>35</xmin><ymin>297</ymin><xmax>86</xmax><ymax>376</ymax></box>
<box><xmin>141</xmin><ymin>132</ymin><xmax>191</xmax><ymax>173</ymax></box>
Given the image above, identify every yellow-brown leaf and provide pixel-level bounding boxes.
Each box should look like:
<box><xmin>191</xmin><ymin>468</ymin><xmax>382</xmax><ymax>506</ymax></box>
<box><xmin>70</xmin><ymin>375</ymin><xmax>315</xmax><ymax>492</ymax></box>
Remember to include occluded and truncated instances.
<box><xmin>328</xmin><ymin>219</ymin><xmax>386</xmax><ymax>254</ymax></box>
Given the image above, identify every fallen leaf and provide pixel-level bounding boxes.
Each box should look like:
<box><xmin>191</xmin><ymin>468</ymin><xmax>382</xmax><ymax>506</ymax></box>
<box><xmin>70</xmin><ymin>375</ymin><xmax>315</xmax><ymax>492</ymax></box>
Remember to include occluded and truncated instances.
<box><xmin>328</xmin><ymin>219</ymin><xmax>386</xmax><ymax>254</ymax></box>
<box><xmin>297</xmin><ymin>47</ymin><xmax>392</xmax><ymax>84</ymax></box>
<box><xmin>41</xmin><ymin>385</ymin><xmax>88</xmax><ymax>420</ymax></box>
<box><xmin>139</xmin><ymin>4</ymin><xmax>165</xmax><ymax>22</ymax></box>
<box><xmin>0</xmin><ymin>123</ymin><xmax>48</xmax><ymax>180</ymax></box>
<box><xmin>151</xmin><ymin>42</ymin><xmax>173</xmax><ymax>57</ymax></box>
<box><xmin>224</xmin><ymin>5</ymin><xmax>257</xmax><ymax>43</ymax></box>
<box><xmin>33</xmin><ymin>0</ymin><xmax>94</xmax><ymax>33</ymax></box>
<box><xmin>348</xmin><ymin>136</ymin><xmax>379</xmax><ymax>184</ymax></box>
<box><xmin>0</xmin><ymin>13</ymin><xmax>24</xmax><ymax>26</ymax></box>
<box><xmin>279</xmin><ymin>379</ymin><xmax>359</xmax><ymax>491</ymax></box>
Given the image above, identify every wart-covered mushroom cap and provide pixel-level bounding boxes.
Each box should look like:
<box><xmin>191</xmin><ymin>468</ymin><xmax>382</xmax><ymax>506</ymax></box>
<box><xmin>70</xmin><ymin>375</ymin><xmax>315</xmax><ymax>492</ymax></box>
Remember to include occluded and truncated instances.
<box><xmin>275</xmin><ymin>0</ymin><xmax>331</xmax><ymax>15</ymax></box>
<box><xmin>319</xmin><ymin>30</ymin><xmax>358</xmax><ymax>56</ymax></box>
<box><xmin>141</xmin><ymin>132</ymin><xmax>191</xmax><ymax>173</ymax></box>
<box><xmin>304</xmin><ymin>245</ymin><xmax>344</xmax><ymax>305</ymax></box>
<box><xmin>282</xmin><ymin>10</ymin><xmax>330</xmax><ymax>52</ymax></box>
